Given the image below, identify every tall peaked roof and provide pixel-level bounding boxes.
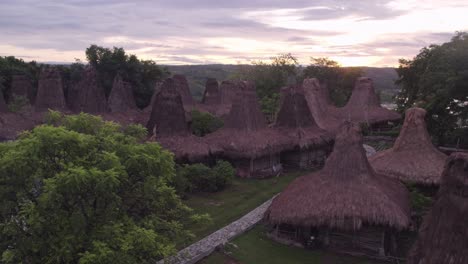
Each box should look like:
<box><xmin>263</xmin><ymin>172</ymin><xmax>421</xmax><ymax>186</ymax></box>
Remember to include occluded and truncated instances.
<box><xmin>0</xmin><ymin>88</ymin><xmax>7</xmax><ymax>112</ymax></box>
<box><xmin>370</xmin><ymin>107</ymin><xmax>447</xmax><ymax>185</ymax></box>
<box><xmin>302</xmin><ymin>78</ymin><xmax>341</xmax><ymax>132</ymax></box>
<box><xmin>75</xmin><ymin>66</ymin><xmax>108</xmax><ymax>113</ymax></box>
<box><xmin>108</xmin><ymin>74</ymin><xmax>137</xmax><ymax>112</ymax></box>
<box><xmin>173</xmin><ymin>74</ymin><xmax>194</xmax><ymax>106</ymax></box>
<box><xmin>407</xmin><ymin>153</ymin><xmax>468</xmax><ymax>264</ymax></box>
<box><xmin>10</xmin><ymin>74</ymin><xmax>34</xmax><ymax>103</ymax></box>
<box><xmin>219</xmin><ymin>80</ymin><xmax>238</xmax><ymax>105</ymax></box>
<box><xmin>146</xmin><ymin>77</ymin><xmax>189</xmax><ymax>137</ymax></box>
<box><xmin>338</xmin><ymin>77</ymin><xmax>400</xmax><ymax>124</ymax></box>
<box><xmin>202</xmin><ymin>78</ymin><xmax>221</xmax><ymax>105</ymax></box>
<box><xmin>274</xmin><ymin>85</ymin><xmax>333</xmax><ymax>149</ymax></box>
<box><xmin>34</xmin><ymin>67</ymin><xmax>67</xmax><ymax>112</ymax></box>
<box><xmin>266</xmin><ymin>122</ymin><xmax>410</xmax><ymax>230</ymax></box>
<box><xmin>224</xmin><ymin>81</ymin><xmax>267</xmax><ymax>131</ymax></box>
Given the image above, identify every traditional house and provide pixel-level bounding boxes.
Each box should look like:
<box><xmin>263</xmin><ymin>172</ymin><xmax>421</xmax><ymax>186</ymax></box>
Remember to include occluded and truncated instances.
<box><xmin>370</xmin><ymin>107</ymin><xmax>447</xmax><ymax>185</ymax></box>
<box><xmin>34</xmin><ymin>67</ymin><xmax>67</xmax><ymax>112</ymax></box>
<box><xmin>146</xmin><ymin>77</ymin><xmax>211</xmax><ymax>163</ymax></box>
<box><xmin>69</xmin><ymin>66</ymin><xmax>108</xmax><ymax>113</ymax></box>
<box><xmin>108</xmin><ymin>74</ymin><xmax>137</xmax><ymax>112</ymax></box>
<box><xmin>274</xmin><ymin>85</ymin><xmax>333</xmax><ymax>169</ymax></box>
<box><xmin>265</xmin><ymin>122</ymin><xmax>410</xmax><ymax>258</ymax></box>
<box><xmin>201</xmin><ymin>78</ymin><xmax>221</xmax><ymax>105</ymax></box>
<box><xmin>335</xmin><ymin>77</ymin><xmax>400</xmax><ymax>127</ymax></box>
<box><xmin>173</xmin><ymin>74</ymin><xmax>194</xmax><ymax>108</ymax></box>
<box><xmin>302</xmin><ymin>78</ymin><xmax>342</xmax><ymax>133</ymax></box>
<box><xmin>205</xmin><ymin>81</ymin><xmax>290</xmax><ymax>178</ymax></box>
<box><xmin>10</xmin><ymin>74</ymin><xmax>35</xmax><ymax>104</ymax></box>
<box><xmin>0</xmin><ymin>88</ymin><xmax>7</xmax><ymax>112</ymax></box>
<box><xmin>407</xmin><ymin>153</ymin><xmax>468</xmax><ymax>264</ymax></box>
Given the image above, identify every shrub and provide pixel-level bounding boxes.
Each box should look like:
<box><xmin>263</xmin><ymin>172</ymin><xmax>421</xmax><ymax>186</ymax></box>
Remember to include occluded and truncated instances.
<box><xmin>7</xmin><ymin>95</ymin><xmax>29</xmax><ymax>112</ymax></box>
<box><xmin>190</xmin><ymin>110</ymin><xmax>223</xmax><ymax>137</ymax></box>
<box><xmin>175</xmin><ymin>160</ymin><xmax>235</xmax><ymax>194</ymax></box>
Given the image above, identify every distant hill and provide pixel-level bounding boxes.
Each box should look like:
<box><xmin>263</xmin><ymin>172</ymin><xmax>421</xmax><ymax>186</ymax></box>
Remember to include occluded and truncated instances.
<box><xmin>165</xmin><ymin>65</ymin><xmax>400</xmax><ymax>103</ymax></box>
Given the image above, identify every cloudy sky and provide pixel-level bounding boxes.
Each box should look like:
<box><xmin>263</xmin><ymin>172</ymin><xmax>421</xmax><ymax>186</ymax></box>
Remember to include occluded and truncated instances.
<box><xmin>1</xmin><ymin>0</ymin><xmax>467</xmax><ymax>66</ymax></box>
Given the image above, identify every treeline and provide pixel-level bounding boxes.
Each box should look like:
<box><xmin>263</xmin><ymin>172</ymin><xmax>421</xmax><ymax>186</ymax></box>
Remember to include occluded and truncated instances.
<box><xmin>0</xmin><ymin>45</ymin><xmax>170</xmax><ymax>109</ymax></box>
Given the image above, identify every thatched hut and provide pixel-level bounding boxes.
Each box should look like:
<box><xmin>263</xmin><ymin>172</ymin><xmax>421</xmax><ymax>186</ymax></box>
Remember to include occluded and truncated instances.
<box><xmin>202</xmin><ymin>78</ymin><xmax>221</xmax><ymax>105</ymax></box>
<box><xmin>173</xmin><ymin>74</ymin><xmax>194</xmax><ymax>107</ymax></box>
<box><xmin>108</xmin><ymin>74</ymin><xmax>137</xmax><ymax>112</ymax></box>
<box><xmin>146</xmin><ymin>77</ymin><xmax>211</xmax><ymax>163</ymax></box>
<box><xmin>70</xmin><ymin>66</ymin><xmax>108</xmax><ymax>113</ymax></box>
<box><xmin>407</xmin><ymin>153</ymin><xmax>468</xmax><ymax>264</ymax></box>
<box><xmin>302</xmin><ymin>78</ymin><xmax>342</xmax><ymax>133</ymax></box>
<box><xmin>265</xmin><ymin>122</ymin><xmax>410</xmax><ymax>258</ymax></box>
<box><xmin>219</xmin><ymin>80</ymin><xmax>238</xmax><ymax>106</ymax></box>
<box><xmin>206</xmin><ymin>81</ymin><xmax>289</xmax><ymax>178</ymax></box>
<box><xmin>143</xmin><ymin>81</ymin><xmax>162</xmax><ymax>113</ymax></box>
<box><xmin>10</xmin><ymin>74</ymin><xmax>34</xmax><ymax>104</ymax></box>
<box><xmin>337</xmin><ymin>77</ymin><xmax>400</xmax><ymax>126</ymax></box>
<box><xmin>34</xmin><ymin>67</ymin><xmax>67</xmax><ymax>112</ymax></box>
<box><xmin>370</xmin><ymin>107</ymin><xmax>447</xmax><ymax>185</ymax></box>
<box><xmin>274</xmin><ymin>85</ymin><xmax>333</xmax><ymax>169</ymax></box>
<box><xmin>0</xmin><ymin>88</ymin><xmax>7</xmax><ymax>112</ymax></box>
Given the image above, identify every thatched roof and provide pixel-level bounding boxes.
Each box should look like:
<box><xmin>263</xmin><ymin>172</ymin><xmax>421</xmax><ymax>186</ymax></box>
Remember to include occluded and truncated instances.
<box><xmin>0</xmin><ymin>112</ymin><xmax>45</xmax><ymax>141</ymax></box>
<box><xmin>173</xmin><ymin>74</ymin><xmax>194</xmax><ymax>107</ymax></box>
<box><xmin>34</xmin><ymin>67</ymin><xmax>67</xmax><ymax>112</ymax></box>
<box><xmin>274</xmin><ymin>85</ymin><xmax>333</xmax><ymax>150</ymax></box>
<box><xmin>219</xmin><ymin>80</ymin><xmax>238</xmax><ymax>105</ymax></box>
<box><xmin>407</xmin><ymin>153</ymin><xmax>468</xmax><ymax>264</ymax></box>
<box><xmin>73</xmin><ymin>66</ymin><xmax>108</xmax><ymax>113</ymax></box>
<box><xmin>202</xmin><ymin>78</ymin><xmax>221</xmax><ymax>105</ymax></box>
<box><xmin>302</xmin><ymin>78</ymin><xmax>342</xmax><ymax>133</ymax></box>
<box><xmin>0</xmin><ymin>88</ymin><xmax>7</xmax><ymax>112</ymax></box>
<box><xmin>337</xmin><ymin>77</ymin><xmax>401</xmax><ymax>125</ymax></box>
<box><xmin>108</xmin><ymin>74</ymin><xmax>137</xmax><ymax>112</ymax></box>
<box><xmin>266</xmin><ymin>122</ymin><xmax>410</xmax><ymax>230</ymax></box>
<box><xmin>146</xmin><ymin>78</ymin><xmax>189</xmax><ymax>137</ymax></box>
<box><xmin>143</xmin><ymin>81</ymin><xmax>162</xmax><ymax>113</ymax></box>
<box><xmin>146</xmin><ymin>77</ymin><xmax>211</xmax><ymax>162</ymax></box>
<box><xmin>206</xmin><ymin>81</ymin><xmax>290</xmax><ymax>159</ymax></box>
<box><xmin>370</xmin><ymin>107</ymin><xmax>447</xmax><ymax>185</ymax></box>
<box><xmin>10</xmin><ymin>74</ymin><xmax>34</xmax><ymax>104</ymax></box>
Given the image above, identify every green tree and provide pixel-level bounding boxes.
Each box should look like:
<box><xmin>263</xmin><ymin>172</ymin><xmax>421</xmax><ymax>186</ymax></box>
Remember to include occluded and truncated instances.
<box><xmin>190</xmin><ymin>110</ymin><xmax>224</xmax><ymax>137</ymax></box>
<box><xmin>301</xmin><ymin>57</ymin><xmax>362</xmax><ymax>106</ymax></box>
<box><xmin>0</xmin><ymin>56</ymin><xmax>40</xmax><ymax>101</ymax></box>
<box><xmin>85</xmin><ymin>45</ymin><xmax>170</xmax><ymax>108</ymax></box>
<box><xmin>0</xmin><ymin>112</ymin><xmax>199</xmax><ymax>263</ymax></box>
<box><xmin>396</xmin><ymin>32</ymin><xmax>468</xmax><ymax>146</ymax></box>
<box><xmin>238</xmin><ymin>53</ymin><xmax>298</xmax><ymax>121</ymax></box>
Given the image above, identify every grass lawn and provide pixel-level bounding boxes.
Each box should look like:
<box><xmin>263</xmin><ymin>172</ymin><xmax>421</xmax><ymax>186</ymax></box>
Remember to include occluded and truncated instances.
<box><xmin>180</xmin><ymin>171</ymin><xmax>304</xmax><ymax>247</ymax></box>
<box><xmin>200</xmin><ymin>225</ymin><xmax>387</xmax><ymax>264</ymax></box>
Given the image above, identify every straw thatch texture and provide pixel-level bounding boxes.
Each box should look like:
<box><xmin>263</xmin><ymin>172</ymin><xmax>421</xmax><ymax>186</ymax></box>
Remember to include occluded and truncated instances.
<box><xmin>0</xmin><ymin>88</ymin><xmax>7</xmax><ymax>112</ymax></box>
<box><xmin>407</xmin><ymin>153</ymin><xmax>468</xmax><ymax>264</ymax></box>
<box><xmin>0</xmin><ymin>112</ymin><xmax>45</xmax><ymax>141</ymax></box>
<box><xmin>10</xmin><ymin>75</ymin><xmax>34</xmax><ymax>103</ymax></box>
<box><xmin>206</xmin><ymin>81</ymin><xmax>290</xmax><ymax>159</ymax></box>
<box><xmin>202</xmin><ymin>78</ymin><xmax>221</xmax><ymax>105</ymax></box>
<box><xmin>108</xmin><ymin>74</ymin><xmax>137</xmax><ymax>112</ymax></box>
<box><xmin>146</xmin><ymin>78</ymin><xmax>189</xmax><ymax>137</ymax></box>
<box><xmin>302</xmin><ymin>78</ymin><xmax>342</xmax><ymax>133</ymax></box>
<box><xmin>173</xmin><ymin>74</ymin><xmax>194</xmax><ymax>107</ymax></box>
<box><xmin>219</xmin><ymin>80</ymin><xmax>238</xmax><ymax>105</ymax></box>
<box><xmin>146</xmin><ymin>78</ymin><xmax>211</xmax><ymax>162</ymax></box>
<box><xmin>337</xmin><ymin>77</ymin><xmax>400</xmax><ymax>125</ymax></box>
<box><xmin>143</xmin><ymin>81</ymin><xmax>162</xmax><ymax>113</ymax></box>
<box><xmin>274</xmin><ymin>85</ymin><xmax>333</xmax><ymax>150</ymax></box>
<box><xmin>266</xmin><ymin>122</ymin><xmax>410</xmax><ymax>230</ymax></box>
<box><xmin>34</xmin><ymin>67</ymin><xmax>67</xmax><ymax>112</ymax></box>
<box><xmin>73</xmin><ymin>66</ymin><xmax>108</xmax><ymax>113</ymax></box>
<box><xmin>370</xmin><ymin>107</ymin><xmax>447</xmax><ymax>185</ymax></box>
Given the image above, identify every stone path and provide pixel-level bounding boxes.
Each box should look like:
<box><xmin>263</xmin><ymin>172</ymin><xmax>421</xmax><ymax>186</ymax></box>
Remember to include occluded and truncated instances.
<box><xmin>157</xmin><ymin>196</ymin><xmax>275</xmax><ymax>264</ymax></box>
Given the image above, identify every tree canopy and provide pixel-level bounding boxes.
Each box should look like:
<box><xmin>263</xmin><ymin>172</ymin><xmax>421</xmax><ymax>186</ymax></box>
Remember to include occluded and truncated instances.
<box><xmin>302</xmin><ymin>57</ymin><xmax>362</xmax><ymax>106</ymax></box>
<box><xmin>396</xmin><ymin>32</ymin><xmax>468</xmax><ymax>146</ymax></box>
<box><xmin>85</xmin><ymin>45</ymin><xmax>170</xmax><ymax>108</ymax></box>
<box><xmin>0</xmin><ymin>112</ymin><xmax>199</xmax><ymax>263</ymax></box>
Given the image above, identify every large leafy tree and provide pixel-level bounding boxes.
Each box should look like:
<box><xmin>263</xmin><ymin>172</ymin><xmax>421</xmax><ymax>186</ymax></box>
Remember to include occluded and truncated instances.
<box><xmin>396</xmin><ymin>32</ymin><xmax>468</xmax><ymax>146</ymax></box>
<box><xmin>0</xmin><ymin>56</ymin><xmax>40</xmax><ymax>101</ymax></box>
<box><xmin>86</xmin><ymin>45</ymin><xmax>170</xmax><ymax>108</ymax></box>
<box><xmin>0</xmin><ymin>112</ymin><xmax>198</xmax><ymax>263</ymax></box>
<box><xmin>238</xmin><ymin>53</ymin><xmax>298</xmax><ymax>122</ymax></box>
<box><xmin>301</xmin><ymin>57</ymin><xmax>362</xmax><ymax>106</ymax></box>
